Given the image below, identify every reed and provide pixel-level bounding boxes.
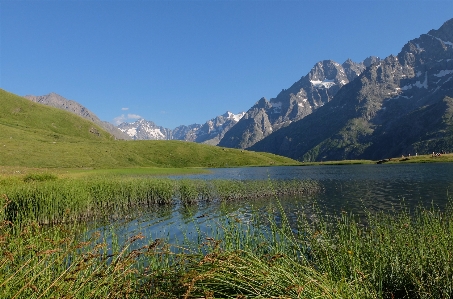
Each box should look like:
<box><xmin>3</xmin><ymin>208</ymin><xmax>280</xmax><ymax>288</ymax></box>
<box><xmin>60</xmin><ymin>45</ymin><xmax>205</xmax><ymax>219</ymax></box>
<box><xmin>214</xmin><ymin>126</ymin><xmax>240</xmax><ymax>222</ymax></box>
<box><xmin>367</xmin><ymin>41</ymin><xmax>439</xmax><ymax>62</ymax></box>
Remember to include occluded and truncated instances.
<box><xmin>1</xmin><ymin>176</ymin><xmax>320</xmax><ymax>225</ymax></box>
<box><xmin>165</xmin><ymin>202</ymin><xmax>453</xmax><ymax>299</ymax></box>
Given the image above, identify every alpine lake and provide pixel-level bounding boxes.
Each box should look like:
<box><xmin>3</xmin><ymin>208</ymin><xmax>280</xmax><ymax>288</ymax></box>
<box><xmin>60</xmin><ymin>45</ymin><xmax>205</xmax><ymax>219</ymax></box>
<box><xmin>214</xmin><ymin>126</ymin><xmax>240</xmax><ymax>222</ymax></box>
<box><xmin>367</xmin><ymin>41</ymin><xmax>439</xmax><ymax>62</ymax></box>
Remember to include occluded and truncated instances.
<box><xmin>109</xmin><ymin>162</ymin><xmax>453</xmax><ymax>248</ymax></box>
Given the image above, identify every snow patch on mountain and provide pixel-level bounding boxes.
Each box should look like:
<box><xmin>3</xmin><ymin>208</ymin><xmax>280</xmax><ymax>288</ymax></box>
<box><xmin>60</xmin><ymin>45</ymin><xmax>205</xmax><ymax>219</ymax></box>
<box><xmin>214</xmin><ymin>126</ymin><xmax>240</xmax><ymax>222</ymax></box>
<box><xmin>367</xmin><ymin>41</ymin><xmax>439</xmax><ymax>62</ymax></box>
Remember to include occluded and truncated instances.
<box><xmin>226</xmin><ymin>111</ymin><xmax>245</xmax><ymax>122</ymax></box>
<box><xmin>434</xmin><ymin>70</ymin><xmax>453</xmax><ymax>77</ymax></box>
<box><xmin>427</xmin><ymin>34</ymin><xmax>453</xmax><ymax>47</ymax></box>
<box><xmin>310</xmin><ymin>79</ymin><xmax>336</xmax><ymax>88</ymax></box>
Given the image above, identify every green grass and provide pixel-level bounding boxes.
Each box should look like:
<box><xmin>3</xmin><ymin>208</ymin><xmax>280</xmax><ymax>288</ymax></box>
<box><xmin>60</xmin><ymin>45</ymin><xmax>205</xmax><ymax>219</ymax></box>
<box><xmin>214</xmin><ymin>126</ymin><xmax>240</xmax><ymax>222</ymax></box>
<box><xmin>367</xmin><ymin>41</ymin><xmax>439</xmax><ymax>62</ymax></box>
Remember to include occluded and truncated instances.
<box><xmin>0</xmin><ymin>89</ymin><xmax>114</xmax><ymax>143</ymax></box>
<box><xmin>0</xmin><ymin>137</ymin><xmax>299</xmax><ymax>169</ymax></box>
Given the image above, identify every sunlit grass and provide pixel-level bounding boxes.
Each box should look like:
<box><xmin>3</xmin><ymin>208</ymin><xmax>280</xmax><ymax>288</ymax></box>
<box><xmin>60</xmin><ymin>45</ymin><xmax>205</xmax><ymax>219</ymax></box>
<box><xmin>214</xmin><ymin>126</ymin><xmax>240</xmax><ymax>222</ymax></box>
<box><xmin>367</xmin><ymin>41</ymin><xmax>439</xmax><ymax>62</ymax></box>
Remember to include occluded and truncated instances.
<box><xmin>3</xmin><ymin>192</ymin><xmax>453</xmax><ymax>298</ymax></box>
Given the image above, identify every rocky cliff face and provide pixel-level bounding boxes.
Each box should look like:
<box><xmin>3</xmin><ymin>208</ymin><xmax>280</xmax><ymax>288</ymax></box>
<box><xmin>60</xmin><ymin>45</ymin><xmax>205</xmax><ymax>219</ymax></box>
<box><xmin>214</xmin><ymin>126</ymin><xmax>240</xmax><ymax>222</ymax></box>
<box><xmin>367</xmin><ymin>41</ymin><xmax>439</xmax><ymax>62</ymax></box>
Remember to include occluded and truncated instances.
<box><xmin>218</xmin><ymin>58</ymin><xmax>378</xmax><ymax>149</ymax></box>
<box><xmin>24</xmin><ymin>93</ymin><xmax>131</xmax><ymax>140</ymax></box>
<box><xmin>250</xmin><ymin>18</ymin><xmax>453</xmax><ymax>161</ymax></box>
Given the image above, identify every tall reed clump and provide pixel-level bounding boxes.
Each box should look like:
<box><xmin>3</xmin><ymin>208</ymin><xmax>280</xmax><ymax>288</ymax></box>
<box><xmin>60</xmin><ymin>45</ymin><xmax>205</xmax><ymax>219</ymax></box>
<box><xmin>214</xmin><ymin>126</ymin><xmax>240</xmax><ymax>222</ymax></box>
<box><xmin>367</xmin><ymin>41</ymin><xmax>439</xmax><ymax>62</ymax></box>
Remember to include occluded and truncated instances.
<box><xmin>1</xmin><ymin>176</ymin><xmax>320</xmax><ymax>225</ymax></box>
<box><xmin>0</xmin><ymin>176</ymin><xmax>178</xmax><ymax>225</ymax></box>
<box><xmin>151</xmin><ymin>201</ymin><xmax>453</xmax><ymax>299</ymax></box>
<box><xmin>304</xmin><ymin>206</ymin><xmax>453</xmax><ymax>298</ymax></box>
<box><xmin>0</xmin><ymin>195</ymin><xmax>150</xmax><ymax>298</ymax></box>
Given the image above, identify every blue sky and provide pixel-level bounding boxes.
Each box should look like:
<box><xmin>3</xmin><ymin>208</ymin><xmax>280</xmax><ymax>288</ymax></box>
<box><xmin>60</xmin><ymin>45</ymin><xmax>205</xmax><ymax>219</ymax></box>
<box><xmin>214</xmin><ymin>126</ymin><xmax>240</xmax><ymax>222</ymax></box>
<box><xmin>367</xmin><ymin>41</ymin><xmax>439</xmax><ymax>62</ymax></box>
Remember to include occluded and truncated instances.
<box><xmin>1</xmin><ymin>1</ymin><xmax>453</xmax><ymax>129</ymax></box>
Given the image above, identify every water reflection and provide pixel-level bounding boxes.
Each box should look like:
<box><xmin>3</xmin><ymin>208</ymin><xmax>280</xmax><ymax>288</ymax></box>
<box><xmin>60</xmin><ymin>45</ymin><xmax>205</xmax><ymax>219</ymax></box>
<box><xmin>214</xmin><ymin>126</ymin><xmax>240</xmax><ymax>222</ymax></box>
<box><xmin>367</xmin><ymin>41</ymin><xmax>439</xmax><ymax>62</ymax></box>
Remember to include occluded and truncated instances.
<box><xmin>102</xmin><ymin>163</ymin><xmax>453</xmax><ymax>247</ymax></box>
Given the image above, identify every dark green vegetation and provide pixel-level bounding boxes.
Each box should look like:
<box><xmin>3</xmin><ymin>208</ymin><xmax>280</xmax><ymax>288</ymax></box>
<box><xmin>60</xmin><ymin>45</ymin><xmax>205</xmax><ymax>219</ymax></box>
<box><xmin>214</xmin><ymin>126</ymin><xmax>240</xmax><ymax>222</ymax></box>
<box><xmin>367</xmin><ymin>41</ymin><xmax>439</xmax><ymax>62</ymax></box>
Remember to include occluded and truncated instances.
<box><xmin>0</xmin><ymin>89</ymin><xmax>299</xmax><ymax>168</ymax></box>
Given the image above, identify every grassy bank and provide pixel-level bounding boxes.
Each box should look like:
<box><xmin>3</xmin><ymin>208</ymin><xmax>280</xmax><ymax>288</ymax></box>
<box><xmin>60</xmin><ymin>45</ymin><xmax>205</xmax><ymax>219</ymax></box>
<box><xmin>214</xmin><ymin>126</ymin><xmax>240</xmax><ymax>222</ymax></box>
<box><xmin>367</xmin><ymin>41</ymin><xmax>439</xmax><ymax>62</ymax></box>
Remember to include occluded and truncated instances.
<box><xmin>0</xmin><ymin>166</ymin><xmax>209</xmax><ymax>180</ymax></box>
<box><xmin>298</xmin><ymin>153</ymin><xmax>453</xmax><ymax>166</ymax></box>
<box><xmin>2</xmin><ymin>196</ymin><xmax>453</xmax><ymax>298</ymax></box>
<box><xmin>0</xmin><ymin>137</ymin><xmax>300</xmax><ymax>169</ymax></box>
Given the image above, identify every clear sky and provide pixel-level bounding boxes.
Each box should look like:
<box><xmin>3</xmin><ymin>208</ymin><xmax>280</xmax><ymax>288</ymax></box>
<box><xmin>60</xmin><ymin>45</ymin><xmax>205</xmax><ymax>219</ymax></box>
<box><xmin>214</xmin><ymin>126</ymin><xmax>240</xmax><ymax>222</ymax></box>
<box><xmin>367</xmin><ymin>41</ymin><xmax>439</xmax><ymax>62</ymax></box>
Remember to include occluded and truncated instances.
<box><xmin>1</xmin><ymin>0</ymin><xmax>452</xmax><ymax>129</ymax></box>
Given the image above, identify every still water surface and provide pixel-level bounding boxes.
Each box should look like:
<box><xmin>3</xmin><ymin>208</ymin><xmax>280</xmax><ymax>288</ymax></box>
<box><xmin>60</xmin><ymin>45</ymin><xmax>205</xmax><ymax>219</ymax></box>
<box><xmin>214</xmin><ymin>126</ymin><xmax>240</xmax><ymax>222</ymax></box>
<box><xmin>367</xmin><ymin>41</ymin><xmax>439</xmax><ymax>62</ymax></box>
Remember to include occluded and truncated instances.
<box><xmin>107</xmin><ymin>163</ymin><xmax>453</xmax><ymax>246</ymax></box>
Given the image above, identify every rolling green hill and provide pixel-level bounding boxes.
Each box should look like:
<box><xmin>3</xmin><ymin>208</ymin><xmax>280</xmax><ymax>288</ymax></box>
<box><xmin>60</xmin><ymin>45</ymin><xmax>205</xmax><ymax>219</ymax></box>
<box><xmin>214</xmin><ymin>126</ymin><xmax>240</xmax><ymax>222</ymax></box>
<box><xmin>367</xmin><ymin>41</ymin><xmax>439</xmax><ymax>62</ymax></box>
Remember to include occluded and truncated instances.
<box><xmin>0</xmin><ymin>89</ymin><xmax>298</xmax><ymax>168</ymax></box>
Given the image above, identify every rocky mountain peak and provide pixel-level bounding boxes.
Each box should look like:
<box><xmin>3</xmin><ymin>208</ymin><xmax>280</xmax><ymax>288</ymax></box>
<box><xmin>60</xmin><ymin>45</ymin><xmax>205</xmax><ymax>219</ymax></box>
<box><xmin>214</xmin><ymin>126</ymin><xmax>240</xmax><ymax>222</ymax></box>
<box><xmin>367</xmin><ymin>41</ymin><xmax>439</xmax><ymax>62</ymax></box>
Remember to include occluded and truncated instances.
<box><xmin>218</xmin><ymin>57</ymin><xmax>373</xmax><ymax>149</ymax></box>
<box><xmin>428</xmin><ymin>18</ymin><xmax>453</xmax><ymax>43</ymax></box>
<box><xmin>308</xmin><ymin>60</ymin><xmax>341</xmax><ymax>81</ymax></box>
<box><xmin>363</xmin><ymin>56</ymin><xmax>381</xmax><ymax>67</ymax></box>
<box><xmin>255</xmin><ymin>97</ymin><xmax>270</xmax><ymax>109</ymax></box>
<box><xmin>342</xmin><ymin>59</ymin><xmax>367</xmax><ymax>82</ymax></box>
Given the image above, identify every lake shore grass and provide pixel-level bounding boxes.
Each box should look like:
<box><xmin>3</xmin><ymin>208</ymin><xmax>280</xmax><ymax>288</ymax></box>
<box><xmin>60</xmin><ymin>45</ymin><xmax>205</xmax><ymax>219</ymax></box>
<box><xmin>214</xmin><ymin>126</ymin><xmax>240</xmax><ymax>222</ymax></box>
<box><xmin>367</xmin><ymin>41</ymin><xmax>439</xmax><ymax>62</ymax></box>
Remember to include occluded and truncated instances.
<box><xmin>2</xmin><ymin>195</ymin><xmax>453</xmax><ymax>298</ymax></box>
<box><xmin>2</xmin><ymin>151</ymin><xmax>453</xmax><ymax>181</ymax></box>
<box><xmin>298</xmin><ymin>153</ymin><xmax>453</xmax><ymax>166</ymax></box>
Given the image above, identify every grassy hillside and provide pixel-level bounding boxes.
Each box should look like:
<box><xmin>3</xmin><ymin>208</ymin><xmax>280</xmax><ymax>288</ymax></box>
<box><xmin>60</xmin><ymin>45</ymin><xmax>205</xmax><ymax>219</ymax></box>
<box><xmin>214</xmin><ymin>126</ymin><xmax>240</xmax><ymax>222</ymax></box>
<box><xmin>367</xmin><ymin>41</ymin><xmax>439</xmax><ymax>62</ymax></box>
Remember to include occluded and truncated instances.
<box><xmin>0</xmin><ymin>89</ymin><xmax>299</xmax><ymax>168</ymax></box>
<box><xmin>0</xmin><ymin>89</ymin><xmax>115</xmax><ymax>142</ymax></box>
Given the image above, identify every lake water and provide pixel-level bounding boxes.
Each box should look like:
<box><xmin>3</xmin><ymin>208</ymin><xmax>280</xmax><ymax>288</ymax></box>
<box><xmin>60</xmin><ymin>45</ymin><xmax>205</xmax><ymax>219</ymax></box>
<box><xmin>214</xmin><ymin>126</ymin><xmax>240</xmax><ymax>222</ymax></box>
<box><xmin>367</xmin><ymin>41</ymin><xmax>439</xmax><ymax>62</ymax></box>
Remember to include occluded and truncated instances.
<box><xmin>108</xmin><ymin>163</ymin><xmax>453</xmax><ymax>246</ymax></box>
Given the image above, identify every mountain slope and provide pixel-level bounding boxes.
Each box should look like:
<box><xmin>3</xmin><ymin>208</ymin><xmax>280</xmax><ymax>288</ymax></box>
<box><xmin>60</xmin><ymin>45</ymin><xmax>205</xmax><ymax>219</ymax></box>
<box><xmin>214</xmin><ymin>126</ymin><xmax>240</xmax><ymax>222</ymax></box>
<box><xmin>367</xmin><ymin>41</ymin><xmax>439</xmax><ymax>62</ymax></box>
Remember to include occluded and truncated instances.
<box><xmin>24</xmin><ymin>93</ymin><xmax>131</xmax><ymax>140</ymax></box>
<box><xmin>0</xmin><ymin>89</ymin><xmax>115</xmax><ymax>143</ymax></box>
<box><xmin>250</xmin><ymin>18</ymin><xmax>453</xmax><ymax>161</ymax></box>
<box><xmin>218</xmin><ymin>58</ymin><xmax>378</xmax><ymax>149</ymax></box>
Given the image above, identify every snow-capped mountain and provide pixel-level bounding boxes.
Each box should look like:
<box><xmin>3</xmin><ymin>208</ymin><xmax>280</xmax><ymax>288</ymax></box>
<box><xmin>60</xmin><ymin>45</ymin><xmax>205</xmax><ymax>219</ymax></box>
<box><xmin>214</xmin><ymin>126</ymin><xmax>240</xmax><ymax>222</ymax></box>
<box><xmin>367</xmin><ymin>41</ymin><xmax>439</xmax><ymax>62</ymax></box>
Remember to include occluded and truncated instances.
<box><xmin>118</xmin><ymin>111</ymin><xmax>245</xmax><ymax>145</ymax></box>
<box><xmin>117</xmin><ymin>119</ymin><xmax>171</xmax><ymax>140</ymax></box>
<box><xmin>218</xmin><ymin>57</ymin><xmax>379</xmax><ymax>149</ymax></box>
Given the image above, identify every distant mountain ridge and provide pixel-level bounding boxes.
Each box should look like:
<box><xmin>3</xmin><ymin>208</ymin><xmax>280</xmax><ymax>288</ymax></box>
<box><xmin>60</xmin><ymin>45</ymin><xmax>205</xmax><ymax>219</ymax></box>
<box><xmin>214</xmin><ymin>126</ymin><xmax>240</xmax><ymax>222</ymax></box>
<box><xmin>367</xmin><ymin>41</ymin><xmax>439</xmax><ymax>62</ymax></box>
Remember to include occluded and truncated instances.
<box><xmin>118</xmin><ymin>111</ymin><xmax>245</xmax><ymax>145</ymax></box>
<box><xmin>119</xmin><ymin>57</ymin><xmax>377</xmax><ymax>147</ymax></box>
<box><xmin>24</xmin><ymin>93</ymin><xmax>131</xmax><ymax>140</ymax></box>
<box><xmin>249</xmin><ymin>18</ymin><xmax>453</xmax><ymax>161</ymax></box>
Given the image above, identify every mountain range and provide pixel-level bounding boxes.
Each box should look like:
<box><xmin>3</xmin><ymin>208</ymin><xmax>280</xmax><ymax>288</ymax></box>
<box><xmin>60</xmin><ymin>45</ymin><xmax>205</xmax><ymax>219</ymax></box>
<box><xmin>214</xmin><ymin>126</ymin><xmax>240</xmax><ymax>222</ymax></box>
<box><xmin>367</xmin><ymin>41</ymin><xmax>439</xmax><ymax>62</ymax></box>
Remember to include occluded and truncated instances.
<box><xmin>117</xmin><ymin>111</ymin><xmax>245</xmax><ymax>145</ymax></box>
<box><xmin>250</xmin><ymin>18</ymin><xmax>453</xmax><ymax>161</ymax></box>
<box><xmin>218</xmin><ymin>57</ymin><xmax>380</xmax><ymax>149</ymax></box>
<box><xmin>23</xmin><ymin>18</ymin><xmax>453</xmax><ymax>161</ymax></box>
<box><xmin>113</xmin><ymin>57</ymin><xmax>376</xmax><ymax>145</ymax></box>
